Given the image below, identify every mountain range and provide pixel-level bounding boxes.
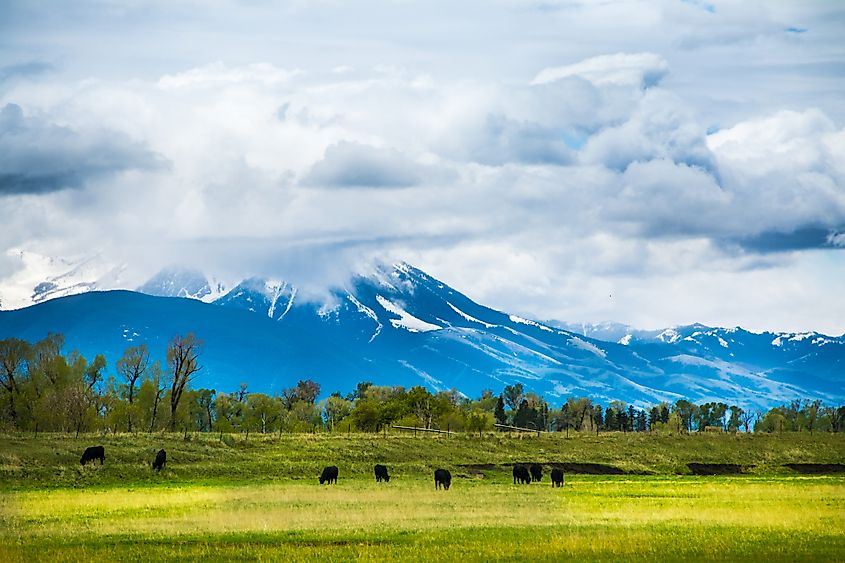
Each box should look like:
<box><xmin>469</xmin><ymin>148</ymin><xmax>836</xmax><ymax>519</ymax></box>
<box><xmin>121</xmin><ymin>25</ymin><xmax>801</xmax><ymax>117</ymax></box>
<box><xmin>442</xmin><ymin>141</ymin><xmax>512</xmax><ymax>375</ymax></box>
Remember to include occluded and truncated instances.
<box><xmin>0</xmin><ymin>260</ymin><xmax>842</xmax><ymax>409</ymax></box>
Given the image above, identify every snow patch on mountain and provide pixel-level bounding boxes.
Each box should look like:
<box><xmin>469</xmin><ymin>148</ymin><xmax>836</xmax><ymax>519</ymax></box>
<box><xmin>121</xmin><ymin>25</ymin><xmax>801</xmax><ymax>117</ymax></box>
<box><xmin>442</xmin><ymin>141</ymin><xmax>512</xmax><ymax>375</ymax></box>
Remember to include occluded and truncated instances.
<box><xmin>657</xmin><ymin>328</ymin><xmax>682</xmax><ymax>344</ymax></box>
<box><xmin>569</xmin><ymin>336</ymin><xmax>607</xmax><ymax>358</ymax></box>
<box><xmin>398</xmin><ymin>360</ymin><xmax>444</xmax><ymax>390</ymax></box>
<box><xmin>447</xmin><ymin>302</ymin><xmax>496</xmax><ymax>328</ymax></box>
<box><xmin>376</xmin><ymin>295</ymin><xmax>441</xmax><ymax>332</ymax></box>
<box><xmin>347</xmin><ymin>293</ymin><xmax>383</xmax><ymax>342</ymax></box>
<box><xmin>509</xmin><ymin>314</ymin><xmax>554</xmax><ymax>333</ymax></box>
<box><xmin>264</xmin><ymin>280</ymin><xmax>287</xmax><ymax>319</ymax></box>
<box><xmin>121</xmin><ymin>326</ymin><xmax>141</xmax><ymax>342</ymax></box>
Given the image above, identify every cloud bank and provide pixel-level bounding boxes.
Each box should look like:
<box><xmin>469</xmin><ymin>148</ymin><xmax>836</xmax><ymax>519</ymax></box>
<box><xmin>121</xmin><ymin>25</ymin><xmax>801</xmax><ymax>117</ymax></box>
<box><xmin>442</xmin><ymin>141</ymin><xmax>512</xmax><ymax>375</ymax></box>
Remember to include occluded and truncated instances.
<box><xmin>0</xmin><ymin>0</ymin><xmax>843</xmax><ymax>333</ymax></box>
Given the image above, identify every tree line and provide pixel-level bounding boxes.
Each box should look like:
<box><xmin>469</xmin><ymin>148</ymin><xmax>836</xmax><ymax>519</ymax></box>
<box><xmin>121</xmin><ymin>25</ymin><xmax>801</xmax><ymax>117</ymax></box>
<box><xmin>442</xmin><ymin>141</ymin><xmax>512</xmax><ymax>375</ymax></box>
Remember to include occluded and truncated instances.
<box><xmin>1</xmin><ymin>334</ymin><xmax>843</xmax><ymax>435</ymax></box>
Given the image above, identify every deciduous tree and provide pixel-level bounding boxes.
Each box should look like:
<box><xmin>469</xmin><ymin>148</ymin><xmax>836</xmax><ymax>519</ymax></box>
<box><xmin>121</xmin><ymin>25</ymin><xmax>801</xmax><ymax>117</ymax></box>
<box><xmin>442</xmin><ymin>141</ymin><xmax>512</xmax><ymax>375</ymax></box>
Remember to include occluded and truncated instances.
<box><xmin>116</xmin><ymin>344</ymin><xmax>149</xmax><ymax>432</ymax></box>
<box><xmin>0</xmin><ymin>338</ymin><xmax>31</xmax><ymax>425</ymax></box>
<box><xmin>167</xmin><ymin>334</ymin><xmax>202</xmax><ymax>431</ymax></box>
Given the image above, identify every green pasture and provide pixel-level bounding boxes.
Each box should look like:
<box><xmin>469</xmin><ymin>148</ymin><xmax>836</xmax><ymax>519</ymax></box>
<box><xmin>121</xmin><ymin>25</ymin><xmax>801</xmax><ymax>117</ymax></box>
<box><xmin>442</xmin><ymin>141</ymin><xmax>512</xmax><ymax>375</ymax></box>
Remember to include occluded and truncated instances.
<box><xmin>1</xmin><ymin>432</ymin><xmax>843</xmax><ymax>561</ymax></box>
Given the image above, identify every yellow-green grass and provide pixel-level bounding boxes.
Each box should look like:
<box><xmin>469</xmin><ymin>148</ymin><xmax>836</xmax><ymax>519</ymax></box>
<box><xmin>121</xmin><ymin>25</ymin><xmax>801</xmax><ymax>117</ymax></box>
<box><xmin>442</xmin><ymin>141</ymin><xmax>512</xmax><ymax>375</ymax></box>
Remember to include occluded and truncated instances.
<box><xmin>2</xmin><ymin>431</ymin><xmax>844</xmax><ymax>491</ymax></box>
<box><xmin>2</xmin><ymin>476</ymin><xmax>843</xmax><ymax>561</ymax></box>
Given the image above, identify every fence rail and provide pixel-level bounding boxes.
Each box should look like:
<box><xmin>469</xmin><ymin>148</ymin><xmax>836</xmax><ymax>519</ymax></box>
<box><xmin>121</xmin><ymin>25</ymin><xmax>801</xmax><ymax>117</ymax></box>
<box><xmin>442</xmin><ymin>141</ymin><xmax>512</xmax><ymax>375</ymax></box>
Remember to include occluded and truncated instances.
<box><xmin>494</xmin><ymin>423</ymin><xmax>546</xmax><ymax>435</ymax></box>
<box><xmin>391</xmin><ymin>425</ymin><xmax>452</xmax><ymax>435</ymax></box>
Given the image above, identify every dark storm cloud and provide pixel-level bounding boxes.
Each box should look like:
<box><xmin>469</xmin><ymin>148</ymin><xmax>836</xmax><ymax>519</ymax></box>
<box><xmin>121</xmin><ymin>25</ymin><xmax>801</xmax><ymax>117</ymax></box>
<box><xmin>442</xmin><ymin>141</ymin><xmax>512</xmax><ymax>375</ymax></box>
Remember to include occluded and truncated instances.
<box><xmin>731</xmin><ymin>227</ymin><xmax>845</xmax><ymax>253</ymax></box>
<box><xmin>303</xmin><ymin>141</ymin><xmax>447</xmax><ymax>188</ymax></box>
<box><xmin>0</xmin><ymin>103</ymin><xmax>165</xmax><ymax>196</ymax></box>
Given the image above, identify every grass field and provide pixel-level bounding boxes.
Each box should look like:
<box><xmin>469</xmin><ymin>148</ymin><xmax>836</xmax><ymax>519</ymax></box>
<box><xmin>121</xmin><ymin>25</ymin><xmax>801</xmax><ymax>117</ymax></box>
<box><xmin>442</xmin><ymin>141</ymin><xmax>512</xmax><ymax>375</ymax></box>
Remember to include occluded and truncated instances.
<box><xmin>1</xmin><ymin>432</ymin><xmax>844</xmax><ymax>561</ymax></box>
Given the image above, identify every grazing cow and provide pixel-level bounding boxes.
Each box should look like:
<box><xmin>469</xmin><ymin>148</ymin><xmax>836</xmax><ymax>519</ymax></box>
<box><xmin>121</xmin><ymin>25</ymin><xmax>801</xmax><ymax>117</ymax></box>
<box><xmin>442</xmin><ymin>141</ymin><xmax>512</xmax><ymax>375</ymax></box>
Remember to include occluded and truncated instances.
<box><xmin>152</xmin><ymin>449</ymin><xmax>167</xmax><ymax>472</ymax></box>
<box><xmin>434</xmin><ymin>468</ymin><xmax>451</xmax><ymax>490</ymax></box>
<box><xmin>551</xmin><ymin>467</ymin><xmax>564</xmax><ymax>487</ymax></box>
<box><xmin>374</xmin><ymin>464</ymin><xmax>390</xmax><ymax>482</ymax></box>
<box><xmin>513</xmin><ymin>464</ymin><xmax>531</xmax><ymax>485</ymax></box>
<box><xmin>80</xmin><ymin>446</ymin><xmax>105</xmax><ymax>466</ymax></box>
<box><xmin>319</xmin><ymin>465</ymin><xmax>339</xmax><ymax>485</ymax></box>
<box><xmin>530</xmin><ymin>463</ymin><xmax>543</xmax><ymax>482</ymax></box>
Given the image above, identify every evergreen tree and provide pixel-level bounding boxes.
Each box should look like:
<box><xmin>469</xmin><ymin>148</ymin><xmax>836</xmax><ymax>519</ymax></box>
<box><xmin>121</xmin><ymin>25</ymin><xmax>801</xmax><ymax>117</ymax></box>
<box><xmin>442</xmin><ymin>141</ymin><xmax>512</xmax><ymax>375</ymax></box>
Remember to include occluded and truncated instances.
<box><xmin>604</xmin><ymin>406</ymin><xmax>617</xmax><ymax>431</ymax></box>
<box><xmin>593</xmin><ymin>405</ymin><xmax>603</xmax><ymax>434</ymax></box>
<box><xmin>636</xmin><ymin>410</ymin><xmax>647</xmax><ymax>432</ymax></box>
<box><xmin>494</xmin><ymin>396</ymin><xmax>507</xmax><ymax>426</ymax></box>
<box><xmin>626</xmin><ymin>405</ymin><xmax>636</xmax><ymax>432</ymax></box>
<box><xmin>659</xmin><ymin>402</ymin><xmax>670</xmax><ymax>424</ymax></box>
<box><xmin>514</xmin><ymin>399</ymin><xmax>532</xmax><ymax>428</ymax></box>
<box><xmin>648</xmin><ymin>406</ymin><xmax>660</xmax><ymax>430</ymax></box>
<box><xmin>502</xmin><ymin>383</ymin><xmax>524</xmax><ymax>412</ymax></box>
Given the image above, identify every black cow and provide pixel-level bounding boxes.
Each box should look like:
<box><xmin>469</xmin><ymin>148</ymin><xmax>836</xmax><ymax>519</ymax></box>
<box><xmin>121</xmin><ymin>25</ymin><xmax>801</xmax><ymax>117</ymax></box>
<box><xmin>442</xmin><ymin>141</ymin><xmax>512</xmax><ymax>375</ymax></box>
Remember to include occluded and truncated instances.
<box><xmin>80</xmin><ymin>446</ymin><xmax>105</xmax><ymax>466</ymax></box>
<box><xmin>530</xmin><ymin>463</ymin><xmax>543</xmax><ymax>482</ymax></box>
<box><xmin>319</xmin><ymin>465</ymin><xmax>339</xmax><ymax>484</ymax></box>
<box><xmin>551</xmin><ymin>467</ymin><xmax>564</xmax><ymax>487</ymax></box>
<box><xmin>152</xmin><ymin>449</ymin><xmax>167</xmax><ymax>472</ymax></box>
<box><xmin>434</xmin><ymin>468</ymin><xmax>451</xmax><ymax>490</ymax></box>
<box><xmin>374</xmin><ymin>464</ymin><xmax>390</xmax><ymax>482</ymax></box>
<box><xmin>513</xmin><ymin>464</ymin><xmax>531</xmax><ymax>484</ymax></box>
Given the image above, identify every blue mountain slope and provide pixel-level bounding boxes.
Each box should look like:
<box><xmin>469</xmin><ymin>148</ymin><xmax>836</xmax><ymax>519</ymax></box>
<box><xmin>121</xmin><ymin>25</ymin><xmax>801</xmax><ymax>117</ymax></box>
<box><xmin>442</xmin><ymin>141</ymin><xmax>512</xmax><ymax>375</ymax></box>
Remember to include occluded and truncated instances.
<box><xmin>0</xmin><ymin>291</ymin><xmax>367</xmax><ymax>393</ymax></box>
<box><xmin>1</xmin><ymin>263</ymin><xmax>843</xmax><ymax>408</ymax></box>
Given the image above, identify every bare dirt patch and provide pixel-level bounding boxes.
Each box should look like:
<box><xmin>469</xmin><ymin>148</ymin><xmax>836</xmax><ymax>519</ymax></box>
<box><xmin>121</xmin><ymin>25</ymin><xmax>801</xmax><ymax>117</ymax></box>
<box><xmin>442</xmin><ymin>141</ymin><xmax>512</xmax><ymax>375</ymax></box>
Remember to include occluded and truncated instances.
<box><xmin>783</xmin><ymin>463</ymin><xmax>845</xmax><ymax>474</ymax></box>
<box><xmin>687</xmin><ymin>463</ymin><xmax>745</xmax><ymax>475</ymax></box>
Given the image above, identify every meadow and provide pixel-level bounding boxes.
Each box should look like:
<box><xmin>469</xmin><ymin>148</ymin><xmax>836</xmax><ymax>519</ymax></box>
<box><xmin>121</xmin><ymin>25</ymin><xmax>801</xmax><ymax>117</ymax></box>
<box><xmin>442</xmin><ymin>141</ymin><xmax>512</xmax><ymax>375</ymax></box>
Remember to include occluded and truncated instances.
<box><xmin>1</xmin><ymin>431</ymin><xmax>844</xmax><ymax>561</ymax></box>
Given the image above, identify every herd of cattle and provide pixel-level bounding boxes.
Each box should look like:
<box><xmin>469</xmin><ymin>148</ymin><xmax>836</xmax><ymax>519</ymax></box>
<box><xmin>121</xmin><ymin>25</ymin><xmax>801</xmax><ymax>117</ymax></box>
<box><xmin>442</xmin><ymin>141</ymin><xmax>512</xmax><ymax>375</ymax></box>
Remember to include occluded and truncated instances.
<box><xmin>79</xmin><ymin>446</ymin><xmax>565</xmax><ymax>488</ymax></box>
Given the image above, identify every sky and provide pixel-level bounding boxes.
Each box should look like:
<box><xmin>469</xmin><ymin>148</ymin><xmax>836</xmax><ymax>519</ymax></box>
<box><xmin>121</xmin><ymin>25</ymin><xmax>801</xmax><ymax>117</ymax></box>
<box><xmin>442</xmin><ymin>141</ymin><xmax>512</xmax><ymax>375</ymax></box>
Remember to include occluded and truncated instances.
<box><xmin>1</xmin><ymin>0</ymin><xmax>844</xmax><ymax>334</ymax></box>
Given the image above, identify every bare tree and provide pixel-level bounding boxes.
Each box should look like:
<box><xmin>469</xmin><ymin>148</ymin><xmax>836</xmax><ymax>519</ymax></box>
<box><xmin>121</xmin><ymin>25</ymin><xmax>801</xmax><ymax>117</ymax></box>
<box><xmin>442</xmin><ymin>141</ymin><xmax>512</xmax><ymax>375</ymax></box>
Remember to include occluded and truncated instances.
<box><xmin>116</xmin><ymin>344</ymin><xmax>150</xmax><ymax>432</ymax></box>
<box><xmin>805</xmin><ymin>399</ymin><xmax>822</xmax><ymax>434</ymax></box>
<box><xmin>740</xmin><ymin>409</ymin><xmax>756</xmax><ymax>433</ymax></box>
<box><xmin>280</xmin><ymin>386</ymin><xmax>298</xmax><ymax>410</ymax></box>
<box><xmin>823</xmin><ymin>406</ymin><xmax>843</xmax><ymax>433</ymax></box>
<box><xmin>196</xmin><ymin>389</ymin><xmax>216</xmax><ymax>432</ymax></box>
<box><xmin>0</xmin><ymin>338</ymin><xmax>32</xmax><ymax>425</ymax></box>
<box><xmin>167</xmin><ymin>334</ymin><xmax>203</xmax><ymax>431</ymax></box>
<box><xmin>236</xmin><ymin>383</ymin><xmax>249</xmax><ymax>402</ymax></box>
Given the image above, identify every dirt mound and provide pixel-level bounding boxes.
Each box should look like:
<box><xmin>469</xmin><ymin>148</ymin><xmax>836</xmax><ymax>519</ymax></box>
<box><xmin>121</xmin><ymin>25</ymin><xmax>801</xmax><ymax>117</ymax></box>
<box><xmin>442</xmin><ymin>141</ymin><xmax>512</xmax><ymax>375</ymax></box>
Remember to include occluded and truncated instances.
<box><xmin>458</xmin><ymin>463</ymin><xmax>498</xmax><ymax>471</ymax></box>
<box><xmin>457</xmin><ymin>463</ymin><xmax>497</xmax><ymax>475</ymax></box>
<box><xmin>687</xmin><ymin>463</ymin><xmax>745</xmax><ymax>475</ymax></box>
<box><xmin>783</xmin><ymin>463</ymin><xmax>845</xmax><ymax>474</ymax></box>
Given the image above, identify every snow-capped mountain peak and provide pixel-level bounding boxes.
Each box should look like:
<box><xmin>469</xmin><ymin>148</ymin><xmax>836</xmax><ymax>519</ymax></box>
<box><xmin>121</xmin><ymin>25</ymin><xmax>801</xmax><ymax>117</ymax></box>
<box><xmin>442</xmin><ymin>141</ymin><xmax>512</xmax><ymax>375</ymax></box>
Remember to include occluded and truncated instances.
<box><xmin>212</xmin><ymin>277</ymin><xmax>296</xmax><ymax>319</ymax></box>
<box><xmin>0</xmin><ymin>249</ymin><xmax>127</xmax><ymax>310</ymax></box>
<box><xmin>1</xmin><ymin>260</ymin><xmax>843</xmax><ymax>409</ymax></box>
<box><xmin>136</xmin><ymin>267</ymin><xmax>228</xmax><ymax>302</ymax></box>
